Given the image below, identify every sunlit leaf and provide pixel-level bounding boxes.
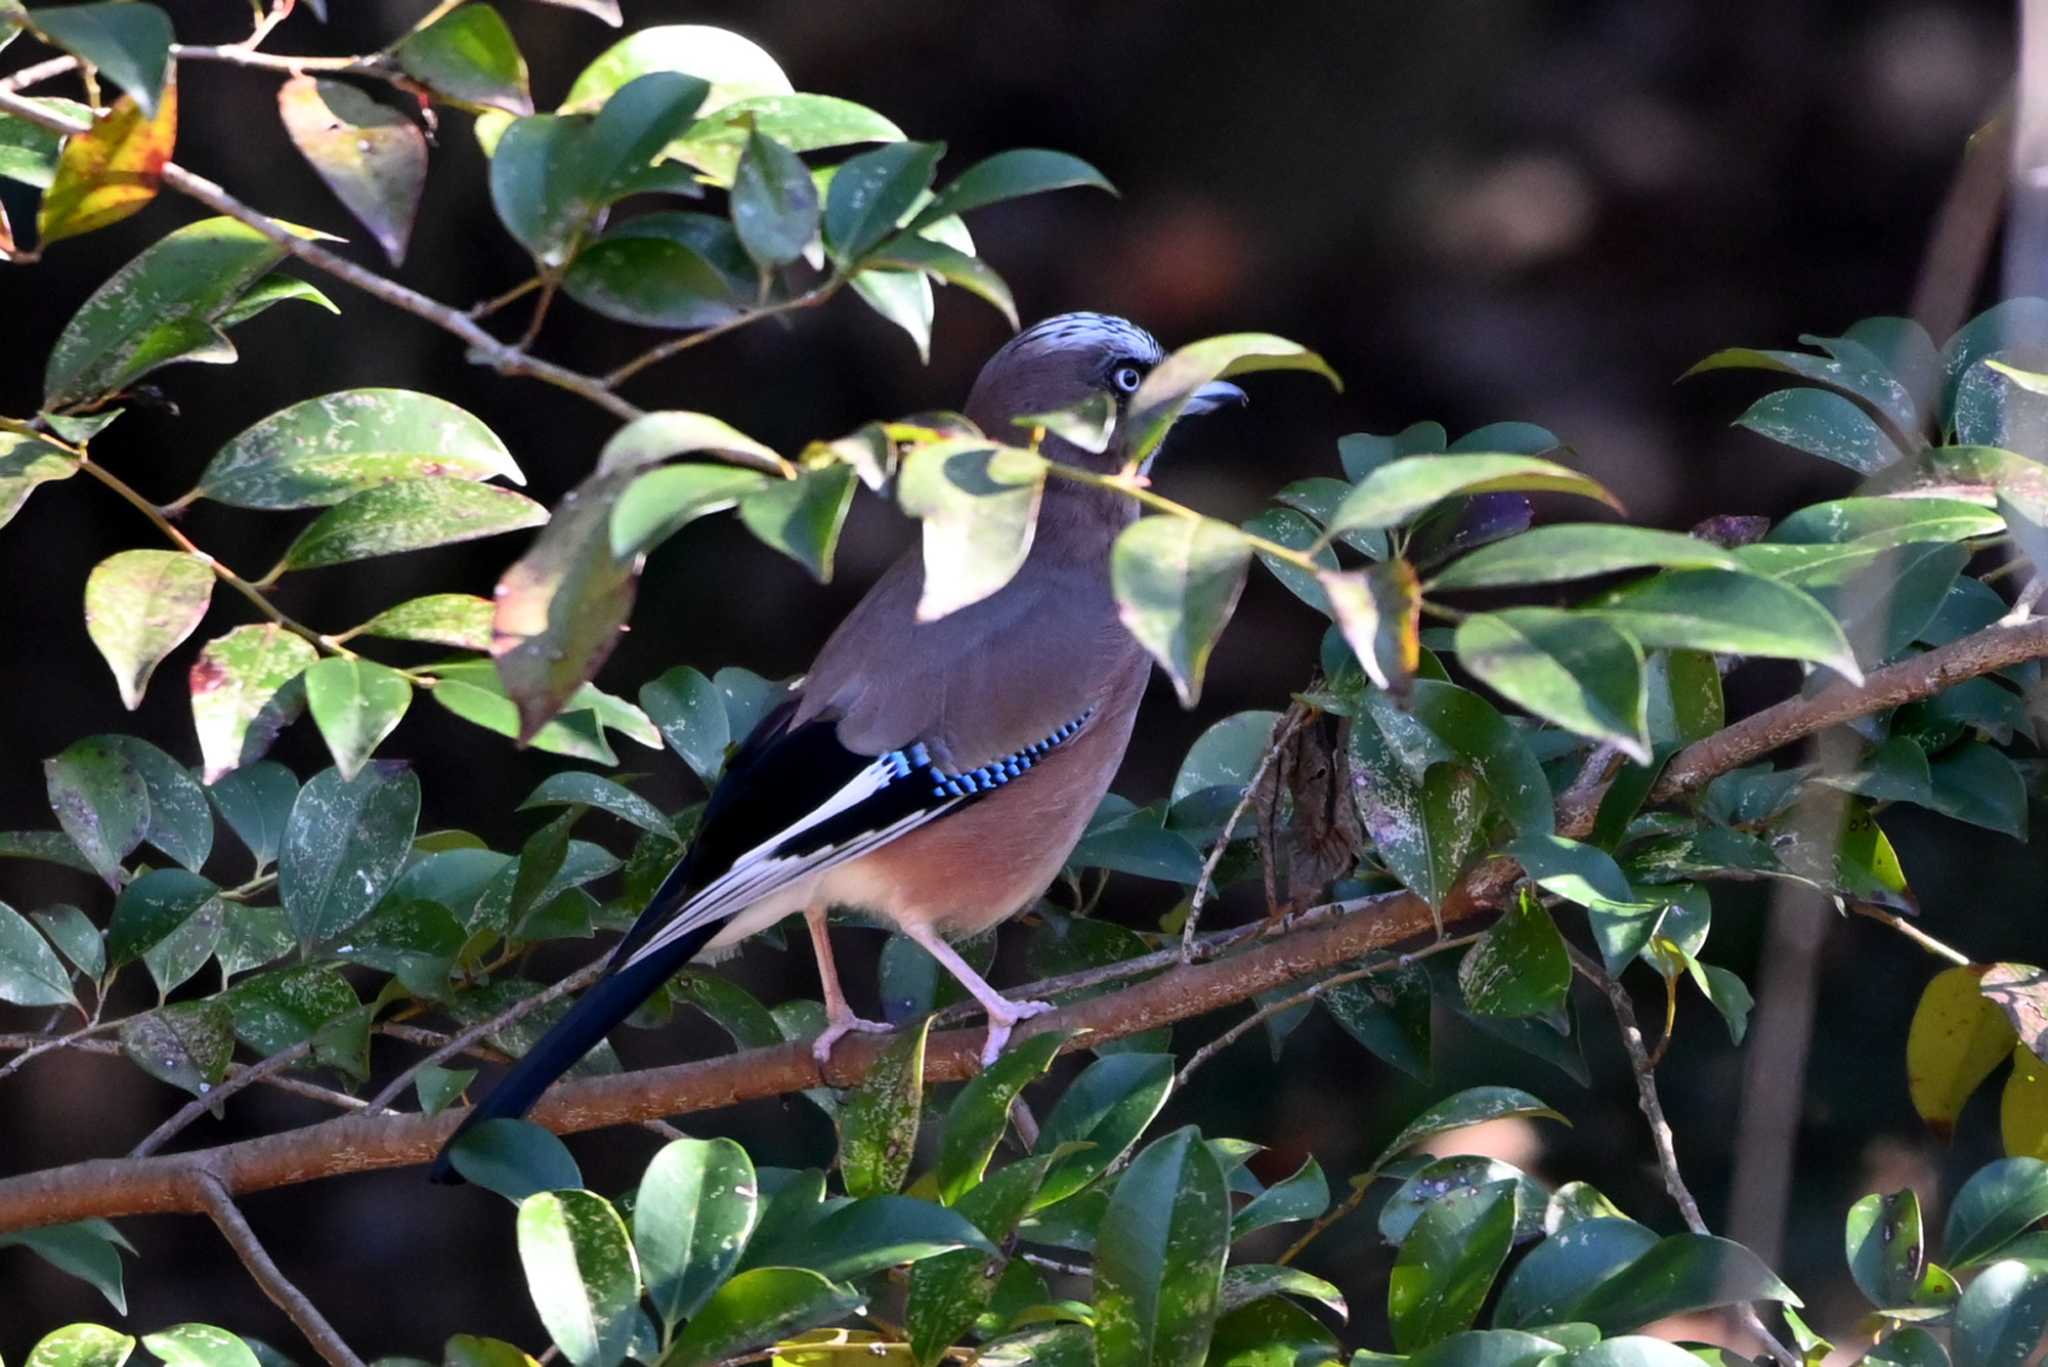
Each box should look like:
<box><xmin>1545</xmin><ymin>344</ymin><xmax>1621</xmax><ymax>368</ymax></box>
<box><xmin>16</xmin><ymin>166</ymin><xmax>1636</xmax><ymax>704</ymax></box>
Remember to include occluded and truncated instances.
<box><xmin>1455</xmin><ymin>609</ymin><xmax>1648</xmax><ymax>761</ymax></box>
<box><xmin>277</xmin><ymin>76</ymin><xmax>428</xmax><ymax>264</ymax></box>
<box><xmin>1323</xmin><ymin>560</ymin><xmax>1420</xmax><ymax>699</ymax></box>
<box><xmin>280</xmin><ymin>479</ymin><xmax>547</xmax><ymax>571</ymax></box>
<box><xmin>1125</xmin><ymin>335</ymin><xmax>1339</xmax><ymax>468</ymax></box>
<box><xmin>395</xmin><ymin>2</ymin><xmax>533</xmax><ymax>113</ymax></box>
<box><xmin>189</xmin><ymin>624</ymin><xmax>316</xmax><ymax>782</ymax></box>
<box><xmin>83</xmin><ymin>550</ymin><xmax>213</xmax><ymax>711</ymax></box>
<box><xmin>1113</xmin><ymin>516</ymin><xmax>1251</xmax><ymax>707</ymax></box>
<box><xmin>897</xmin><ymin>440</ymin><xmax>1046</xmax><ymax>619</ymax></box>
<box><xmin>303</xmin><ymin>657</ymin><xmax>412</xmax><ymax>781</ymax></box>
<box><xmin>37</xmin><ymin>85</ymin><xmax>175</xmax><ymax>245</ymax></box>
<box><xmin>1094</xmin><ymin>1127</ymin><xmax>1229</xmax><ymax>1367</ymax></box>
<box><xmin>1429</xmin><ymin>525</ymin><xmax>1736</xmax><ymax>590</ymax></box>
<box><xmin>1908</xmin><ymin>965</ymin><xmax>2019</xmax><ymax>1139</ymax></box>
<box><xmin>517</xmin><ymin>1189</ymin><xmax>642</xmax><ymax>1367</ymax></box>
<box><xmin>636</xmin><ymin>1136</ymin><xmax>758</xmax><ymax>1330</ymax></box>
<box><xmin>350</xmin><ymin>594</ymin><xmax>495</xmax><ymax>651</ymax></box>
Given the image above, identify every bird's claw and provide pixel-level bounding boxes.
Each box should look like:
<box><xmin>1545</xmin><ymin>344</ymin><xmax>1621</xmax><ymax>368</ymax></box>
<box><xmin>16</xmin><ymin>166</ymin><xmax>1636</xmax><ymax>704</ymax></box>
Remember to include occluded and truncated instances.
<box><xmin>980</xmin><ymin>998</ymin><xmax>1057</xmax><ymax>1066</ymax></box>
<box><xmin>811</xmin><ymin>1014</ymin><xmax>893</xmax><ymax>1065</ymax></box>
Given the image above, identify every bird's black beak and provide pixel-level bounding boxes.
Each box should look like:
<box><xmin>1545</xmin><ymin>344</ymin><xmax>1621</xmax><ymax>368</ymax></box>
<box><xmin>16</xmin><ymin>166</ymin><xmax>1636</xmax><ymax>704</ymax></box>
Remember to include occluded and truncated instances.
<box><xmin>1181</xmin><ymin>380</ymin><xmax>1249</xmax><ymax>416</ymax></box>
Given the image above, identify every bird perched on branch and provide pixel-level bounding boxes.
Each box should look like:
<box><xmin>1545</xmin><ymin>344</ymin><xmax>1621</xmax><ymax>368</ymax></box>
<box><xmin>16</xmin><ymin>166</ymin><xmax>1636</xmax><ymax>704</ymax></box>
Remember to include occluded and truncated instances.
<box><xmin>430</xmin><ymin>313</ymin><xmax>1246</xmax><ymax>1180</ymax></box>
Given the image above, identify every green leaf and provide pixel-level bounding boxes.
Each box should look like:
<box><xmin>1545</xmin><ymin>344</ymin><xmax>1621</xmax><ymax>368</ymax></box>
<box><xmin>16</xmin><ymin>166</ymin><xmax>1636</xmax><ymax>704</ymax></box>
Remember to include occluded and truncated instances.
<box><xmin>1347</xmin><ymin>715</ymin><xmax>1484</xmax><ymax>911</ymax></box>
<box><xmin>446</xmin><ymin>1118</ymin><xmax>583</xmax><ymax>1202</ymax></box>
<box><xmin>639</xmin><ymin>665</ymin><xmax>731</xmax><ymax>786</ymax></box>
<box><xmin>1847</xmin><ymin>1189</ymin><xmax>1955</xmax><ymax>1315</ymax></box>
<box><xmin>1736</xmin><ymin>387</ymin><xmax>1908</xmax><ymax>473</ymax></box>
<box><xmin>865</xmin><ymin>233</ymin><xmax>1018</xmax><ymax>328</ymax></box>
<box><xmin>137</xmin><ymin>1327</ymin><xmax>257</xmax><ymax>1367</ymax></box>
<box><xmin>1458</xmin><ymin>887</ymin><xmax>1571</xmax><ymax>1018</ymax></box>
<box><xmin>0</xmin><ymin>96</ymin><xmax>91</xmax><ymax>187</ymax></box>
<box><xmin>190</xmin><ymin>624</ymin><xmax>315</xmax><ymax>783</ymax></box>
<box><xmin>1928</xmin><ymin>743</ymin><xmax>2029</xmax><ymax>839</ymax></box>
<box><xmin>44</xmin><ymin>734</ymin><xmax>147</xmax><ymax>884</ymax></box>
<box><xmin>120</xmin><ymin>998</ymin><xmax>232</xmax><ymax>1096</ymax></box>
<box><xmin>351</xmin><ymin>594</ymin><xmax>496</xmax><ymax>651</ymax></box>
<box><xmin>754</xmin><ymin>1195</ymin><xmax>995</xmax><ymax>1281</ymax></box>
<box><xmin>635</xmin><ymin>1135</ymin><xmax>758</xmax><ymax>1330</ymax></box>
<box><xmin>1331</xmin><ymin>456</ymin><xmax>1622</xmax><ymax>535</ymax></box>
<box><xmin>1865</xmin><ymin>1328</ymin><xmax>1952</xmax><ymax>1367</ymax></box>
<box><xmin>907</xmin><ymin>149</ymin><xmax>1113</xmax><ymax>230</ymax></box>
<box><xmin>1946</xmin><ymin>1158</ymin><xmax>2048</xmax><ymax>1267</ymax></box>
<box><xmin>0</xmin><ymin>429</ymin><xmax>78</xmax><ymax>530</ymax></box>
<box><xmin>824</xmin><ymin>139</ymin><xmax>945</xmax><ymax>262</ymax></box>
<box><xmin>1455</xmin><ymin>609</ymin><xmax>1647</xmax><ymax>761</ymax></box>
<box><xmin>1380</xmin><ymin>1156</ymin><xmax>1546</xmax><ymax>1251</ymax></box>
<box><xmin>1034</xmin><ymin>1052</ymin><xmax>1177</xmax><ymax>1208</ymax></box>
<box><xmin>1495</xmin><ymin>1216</ymin><xmax>1658</xmax><ymax>1329</ymax></box>
<box><xmin>0</xmin><ymin>899</ymin><xmax>75</xmax><ymax>1006</ymax></box>
<box><xmin>199</xmin><ymin>389</ymin><xmax>521</xmax><ymax>509</ymax></box>
<box><xmin>517</xmin><ymin>1189</ymin><xmax>641</xmax><ymax>1367</ymax></box>
<box><xmin>223</xmin><ymin>963</ymin><xmax>357</xmax><ymax>1056</ymax></box>
<box><xmin>106</xmin><ymin>867</ymin><xmax>214</xmax><ymax>966</ymax></box>
<box><xmin>561</xmin><ymin>212</ymin><xmax>749</xmax><ymax>328</ymax></box>
<box><xmin>897</xmin><ymin>441</ymin><xmax>1047</xmax><ymax>618</ymax></box>
<box><xmin>1954</xmin><ymin>1257</ymin><xmax>2048</xmax><ymax>1367</ymax></box>
<box><xmin>303</xmin><ymin>658</ymin><xmax>412</xmax><ymax>781</ymax></box>
<box><xmin>34</xmin><ymin>903</ymin><xmax>103</xmax><ymax>980</ymax></box>
<box><xmin>1231</xmin><ymin>1157</ymin><xmax>1328</xmax><ymax>1241</ymax></box>
<box><xmin>1405</xmin><ymin>680</ymin><xmax>1554</xmax><ymax>837</ymax></box>
<box><xmin>609</xmin><ymin>463</ymin><xmax>770</xmax><ymax>559</ymax></box>
<box><xmin>276</xmin><ymin>75</ymin><xmax>428</xmax><ymax>265</ymax></box>
<box><xmin>519</xmin><ymin>772</ymin><xmax>671</xmax><ymax>838</ymax></box>
<box><xmin>1388</xmin><ymin>1180</ymin><xmax>1518</xmax><ymax>1351</ymax></box>
<box><xmin>1112</xmin><ymin>516</ymin><xmax>1251</xmax><ymax>707</ymax></box>
<box><xmin>395</xmin><ymin>3</ymin><xmax>532</xmax><ymax>113</ymax></box>
<box><xmin>839</xmin><ymin>1014</ymin><xmax>931</xmax><ymax>1198</ymax></box>
<box><xmin>206</xmin><ymin>760</ymin><xmax>296</xmax><ymax>869</ymax></box>
<box><xmin>429</xmin><ymin>660</ymin><xmax>623</xmax><ymax>763</ymax></box>
<box><xmin>1567</xmin><ymin>1234</ymin><xmax>1798</xmax><ymax>1334</ymax></box>
<box><xmin>279</xmin><ymin>478</ymin><xmax>547</xmax><ymax>571</ymax></box>
<box><xmin>738</xmin><ymin>462</ymin><xmax>858</xmax><ymax>582</ymax></box>
<box><xmin>1373</xmin><ymin>1086</ymin><xmax>1568</xmax><ymax>1173</ymax></box>
<box><xmin>83</xmin><ymin>550</ymin><xmax>213</xmax><ymax>710</ymax></box>
<box><xmin>1591</xmin><ymin>569</ymin><xmax>1861</xmax><ymax>680</ymax></box>
<box><xmin>1</xmin><ymin>1222</ymin><xmax>133</xmax><ymax>1315</ymax></box>
<box><xmin>1172</xmin><ymin>710</ymin><xmax>1282</xmax><ymax>808</ymax></box>
<box><xmin>671</xmin><ymin>90</ymin><xmax>898</xmax><ymax>183</ymax></box>
<box><xmin>32</xmin><ymin>2</ymin><xmax>172</xmax><ymax>113</ymax></box>
<box><xmin>908</xmin><ymin>1158</ymin><xmax>1055</xmax><ymax>1367</ymax></box>
<box><xmin>105</xmin><ymin>738</ymin><xmax>211</xmax><ymax>880</ymax></box>
<box><xmin>599</xmin><ymin>409</ymin><xmax>784</xmax><ymax>477</ymax></box>
<box><xmin>279</xmin><ymin>762</ymin><xmax>422</xmax><ymax>950</ymax></box>
<box><xmin>562</xmin><ymin>23</ymin><xmax>791</xmax><ymax>115</ymax></box>
<box><xmin>44</xmin><ymin>217</ymin><xmax>312</xmax><ymax>406</ymax></box>
<box><xmin>731</xmin><ymin>128</ymin><xmax>818</xmax><ymax>269</ymax></box>
<box><xmin>1321</xmin><ymin>964</ymin><xmax>1432</xmax><ymax>1079</ymax></box>
<box><xmin>935</xmin><ymin>1029</ymin><xmax>1068</xmax><ymax>1203</ymax></box>
<box><xmin>1094</xmin><ymin>1127</ymin><xmax>1230</xmax><ymax>1367</ymax></box>
<box><xmin>1688</xmin><ymin>342</ymin><xmax>1919</xmax><ymax>436</ymax></box>
<box><xmin>1125</xmin><ymin>334</ymin><xmax>1340</xmax><ymax>468</ymax></box>
<box><xmin>1430</xmin><ymin>524</ymin><xmax>1736</xmax><ymax>590</ymax></box>
<box><xmin>24</xmin><ymin>1323</ymin><xmax>136</xmax><ymax>1367</ymax></box>
<box><xmin>664</xmin><ymin>1268</ymin><xmax>862</xmax><ymax>1367</ymax></box>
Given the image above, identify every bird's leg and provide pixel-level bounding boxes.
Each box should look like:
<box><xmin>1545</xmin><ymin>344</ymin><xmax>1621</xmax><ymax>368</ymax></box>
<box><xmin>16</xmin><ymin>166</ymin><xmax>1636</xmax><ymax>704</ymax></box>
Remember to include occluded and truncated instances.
<box><xmin>806</xmin><ymin>904</ymin><xmax>892</xmax><ymax>1064</ymax></box>
<box><xmin>901</xmin><ymin>922</ymin><xmax>1055</xmax><ymax>1066</ymax></box>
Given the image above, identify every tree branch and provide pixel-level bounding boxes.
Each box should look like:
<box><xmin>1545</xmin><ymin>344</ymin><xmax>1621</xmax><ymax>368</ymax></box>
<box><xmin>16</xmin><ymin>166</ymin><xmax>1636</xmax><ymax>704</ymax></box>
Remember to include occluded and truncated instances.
<box><xmin>197</xmin><ymin>1172</ymin><xmax>367</xmax><ymax>1367</ymax></box>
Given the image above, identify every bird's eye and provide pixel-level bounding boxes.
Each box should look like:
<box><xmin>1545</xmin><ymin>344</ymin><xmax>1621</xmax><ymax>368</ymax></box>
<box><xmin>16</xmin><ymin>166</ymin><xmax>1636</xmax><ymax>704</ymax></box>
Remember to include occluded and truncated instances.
<box><xmin>1111</xmin><ymin>365</ymin><xmax>1143</xmax><ymax>393</ymax></box>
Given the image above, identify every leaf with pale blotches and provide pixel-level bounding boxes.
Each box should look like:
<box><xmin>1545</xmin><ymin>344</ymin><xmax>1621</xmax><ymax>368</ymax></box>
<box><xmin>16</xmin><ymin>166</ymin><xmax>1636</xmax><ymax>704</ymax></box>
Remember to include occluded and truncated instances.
<box><xmin>189</xmin><ymin>624</ymin><xmax>317</xmax><ymax>782</ymax></box>
<box><xmin>277</xmin><ymin>76</ymin><xmax>428</xmax><ymax>265</ymax></box>
<box><xmin>37</xmin><ymin>84</ymin><xmax>177</xmax><ymax>245</ymax></box>
<box><xmin>0</xmin><ymin>430</ymin><xmax>77</xmax><ymax>529</ymax></box>
<box><xmin>84</xmin><ymin>549</ymin><xmax>214</xmax><ymax>710</ymax></box>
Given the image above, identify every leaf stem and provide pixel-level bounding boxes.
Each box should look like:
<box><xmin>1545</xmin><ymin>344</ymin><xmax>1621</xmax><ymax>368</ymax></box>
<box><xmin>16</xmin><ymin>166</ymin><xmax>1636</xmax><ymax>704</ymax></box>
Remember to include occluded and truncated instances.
<box><xmin>1040</xmin><ymin>460</ymin><xmax>1324</xmax><ymax>571</ymax></box>
<box><xmin>605</xmin><ymin>280</ymin><xmax>847</xmax><ymax>388</ymax></box>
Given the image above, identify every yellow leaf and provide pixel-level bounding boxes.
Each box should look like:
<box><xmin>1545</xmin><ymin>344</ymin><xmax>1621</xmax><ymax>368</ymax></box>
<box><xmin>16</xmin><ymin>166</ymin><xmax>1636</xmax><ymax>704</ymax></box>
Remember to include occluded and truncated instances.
<box><xmin>37</xmin><ymin>81</ymin><xmax>177</xmax><ymax>245</ymax></box>
<box><xmin>1908</xmin><ymin>965</ymin><xmax>2018</xmax><ymax>1138</ymax></box>
<box><xmin>2003</xmin><ymin>1044</ymin><xmax>2048</xmax><ymax>1159</ymax></box>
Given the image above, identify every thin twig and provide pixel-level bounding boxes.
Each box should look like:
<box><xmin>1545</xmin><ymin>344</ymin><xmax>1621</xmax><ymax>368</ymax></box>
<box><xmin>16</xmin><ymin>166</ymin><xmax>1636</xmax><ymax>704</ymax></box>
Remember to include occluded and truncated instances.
<box><xmin>1180</xmin><ymin>708</ymin><xmax>1307</xmax><ymax>960</ymax></box>
<box><xmin>364</xmin><ymin>960</ymin><xmax>607</xmax><ymax>1111</ymax></box>
<box><xmin>1568</xmin><ymin>944</ymin><xmax>1800</xmax><ymax>1367</ymax></box>
<box><xmin>198</xmin><ymin>1172</ymin><xmax>367</xmax><ymax>1367</ymax></box>
<box><xmin>134</xmin><ymin>1040</ymin><xmax>321</xmax><ymax>1158</ymax></box>
<box><xmin>0</xmin><ymin>54</ymin><xmax>81</xmax><ymax>95</ymax></box>
<box><xmin>1021</xmin><ymin>1252</ymin><xmax>1091</xmax><ymax>1278</ymax></box>
<box><xmin>173</xmin><ymin>45</ymin><xmax>383</xmax><ymax>75</ymax></box>
<box><xmin>605</xmin><ymin>284</ymin><xmax>844</xmax><ymax>388</ymax></box>
<box><xmin>1848</xmin><ymin>904</ymin><xmax>1974</xmax><ymax>965</ymax></box>
<box><xmin>0</xmin><ymin>1016</ymin><xmax>116</xmax><ymax>1083</ymax></box>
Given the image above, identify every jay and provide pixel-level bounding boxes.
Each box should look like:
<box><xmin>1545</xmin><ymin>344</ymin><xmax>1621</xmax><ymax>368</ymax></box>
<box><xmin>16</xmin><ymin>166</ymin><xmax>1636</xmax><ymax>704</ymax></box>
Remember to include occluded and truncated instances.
<box><xmin>431</xmin><ymin>313</ymin><xmax>1245</xmax><ymax>1177</ymax></box>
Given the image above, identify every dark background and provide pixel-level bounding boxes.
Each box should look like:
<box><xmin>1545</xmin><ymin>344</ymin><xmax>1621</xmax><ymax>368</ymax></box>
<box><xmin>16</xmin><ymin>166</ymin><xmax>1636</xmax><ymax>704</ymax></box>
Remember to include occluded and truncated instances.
<box><xmin>2</xmin><ymin>0</ymin><xmax>2040</xmax><ymax>1358</ymax></box>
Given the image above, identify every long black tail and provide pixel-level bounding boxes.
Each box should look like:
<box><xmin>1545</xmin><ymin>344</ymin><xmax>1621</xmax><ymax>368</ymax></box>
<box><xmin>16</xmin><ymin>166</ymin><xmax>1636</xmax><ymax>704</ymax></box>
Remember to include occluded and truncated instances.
<box><xmin>427</xmin><ymin>917</ymin><xmax>720</xmax><ymax>1183</ymax></box>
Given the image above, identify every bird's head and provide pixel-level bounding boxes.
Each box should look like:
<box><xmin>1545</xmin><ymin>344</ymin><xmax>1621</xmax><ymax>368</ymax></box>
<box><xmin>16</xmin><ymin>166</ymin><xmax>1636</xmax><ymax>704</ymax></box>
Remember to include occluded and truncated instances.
<box><xmin>963</xmin><ymin>312</ymin><xmax>1247</xmax><ymax>472</ymax></box>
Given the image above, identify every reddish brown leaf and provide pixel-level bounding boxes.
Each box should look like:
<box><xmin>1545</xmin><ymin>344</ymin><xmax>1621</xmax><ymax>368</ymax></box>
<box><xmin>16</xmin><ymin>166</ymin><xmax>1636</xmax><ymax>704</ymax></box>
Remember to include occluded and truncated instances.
<box><xmin>1323</xmin><ymin>559</ymin><xmax>1422</xmax><ymax>700</ymax></box>
<box><xmin>277</xmin><ymin>75</ymin><xmax>429</xmax><ymax>266</ymax></box>
<box><xmin>37</xmin><ymin>82</ymin><xmax>177</xmax><ymax>246</ymax></box>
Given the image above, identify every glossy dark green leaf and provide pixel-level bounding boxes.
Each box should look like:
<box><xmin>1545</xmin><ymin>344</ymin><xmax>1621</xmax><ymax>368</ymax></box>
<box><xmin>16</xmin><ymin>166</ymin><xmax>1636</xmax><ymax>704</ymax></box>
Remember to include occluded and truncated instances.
<box><xmin>431</xmin><ymin>661</ymin><xmax>622</xmax><ymax>763</ymax></box>
<box><xmin>199</xmin><ymin>389</ymin><xmax>520</xmax><ymax>510</ymax></box>
<box><xmin>1952</xmin><ymin>1257</ymin><xmax>2048</xmax><ymax>1367</ymax></box>
<box><xmin>935</xmin><ymin>1028</ymin><xmax>1067</xmax><ymax>1203</ymax></box>
<box><xmin>33</xmin><ymin>903</ymin><xmax>102</xmax><ymax>981</ymax></box>
<box><xmin>1430</xmin><ymin>524</ymin><xmax>1736</xmax><ymax>589</ymax></box>
<box><xmin>907</xmin><ymin>1156</ymin><xmax>1055</xmax><ymax>1367</ymax></box>
<box><xmin>1347</xmin><ymin>715</ymin><xmax>1484</xmax><ymax>911</ymax></box>
<box><xmin>103</xmin><ymin>738</ymin><xmax>211</xmax><ymax>875</ymax></box>
<box><xmin>43</xmin><ymin>735</ymin><xmax>146</xmax><ymax>885</ymax></box>
<box><xmin>1406</xmin><ymin>680</ymin><xmax>1553</xmax><ymax>837</ymax></box>
<box><xmin>119</xmin><ymin>998</ymin><xmax>232</xmax><ymax>1096</ymax></box>
<box><xmin>1494</xmin><ymin>1217</ymin><xmax>1658</xmax><ymax>1328</ymax></box>
<box><xmin>755</xmin><ymin>1195</ymin><xmax>995</xmax><ymax>1281</ymax></box>
<box><xmin>1847</xmin><ymin>1189</ymin><xmax>1956</xmax><ymax>1317</ymax></box>
<box><xmin>738</xmin><ymin>462</ymin><xmax>858</xmax><ymax>582</ymax></box>
<box><xmin>1034</xmin><ymin>1052</ymin><xmax>1177</xmax><ymax>1208</ymax></box>
<box><xmin>1928</xmin><ymin>743</ymin><xmax>2029</xmax><ymax>839</ymax></box>
<box><xmin>664</xmin><ymin>1268</ymin><xmax>862</xmax><ymax>1367</ymax></box>
<box><xmin>824</xmin><ymin>139</ymin><xmax>944</xmax><ymax>262</ymax></box>
<box><xmin>0</xmin><ymin>1220</ymin><xmax>133</xmax><ymax>1316</ymax></box>
<box><xmin>1388</xmin><ymin>1180</ymin><xmax>1518</xmax><ymax>1351</ymax></box>
<box><xmin>638</xmin><ymin>665</ymin><xmax>730</xmax><ymax>786</ymax></box>
<box><xmin>1095</xmin><ymin>1127</ymin><xmax>1230</xmax><ymax>1367</ymax></box>
<box><xmin>1865</xmin><ymin>1327</ymin><xmax>1952</xmax><ymax>1367</ymax></box>
<box><xmin>223</xmin><ymin>963</ymin><xmax>358</xmax><ymax>1056</ymax></box>
<box><xmin>1332</xmin><ymin>455</ymin><xmax>1620</xmax><ymax>536</ymax></box>
<box><xmin>730</xmin><ymin>128</ymin><xmax>818</xmax><ymax>268</ymax></box>
<box><xmin>280</xmin><ymin>479</ymin><xmax>546</xmax><ymax>571</ymax></box>
<box><xmin>1372</xmin><ymin>1086</ymin><xmax>1568</xmax><ymax>1172</ymax></box>
<box><xmin>907</xmin><ymin>149</ymin><xmax>1112</xmax><ymax>230</ymax></box>
<box><xmin>395</xmin><ymin>3</ymin><xmax>532</xmax><ymax>113</ymax></box>
<box><xmin>1458</xmin><ymin>887</ymin><xmax>1571</xmax><ymax>1018</ymax></box>
<box><xmin>1736</xmin><ymin>387</ymin><xmax>1908</xmax><ymax>472</ymax></box>
<box><xmin>519</xmin><ymin>772</ymin><xmax>671</xmax><ymax>838</ymax></box>
<box><xmin>561</xmin><ymin>212</ymin><xmax>749</xmax><ymax>328</ymax></box>
<box><xmin>1945</xmin><ymin>1158</ymin><xmax>2048</xmax><ymax>1267</ymax></box>
<box><xmin>516</xmin><ymin>1189</ymin><xmax>640</xmax><ymax>1367</ymax></box>
<box><xmin>279</xmin><ymin>762</ymin><xmax>421</xmax><ymax>949</ymax></box>
<box><xmin>446</xmin><ymin>1118</ymin><xmax>583</xmax><ymax>1203</ymax></box>
<box><xmin>1591</xmin><ymin>569</ymin><xmax>1860</xmax><ymax>680</ymax></box>
<box><xmin>303</xmin><ymin>658</ymin><xmax>411</xmax><ymax>782</ymax></box>
<box><xmin>635</xmin><ymin>1135</ymin><xmax>757</xmax><ymax>1329</ymax></box>
<box><xmin>0</xmin><ymin>899</ymin><xmax>75</xmax><ymax>1007</ymax></box>
<box><xmin>1380</xmin><ymin>1156</ymin><xmax>1546</xmax><ymax>1248</ymax></box>
<box><xmin>84</xmin><ymin>550</ymin><xmax>213</xmax><ymax>711</ymax></box>
<box><xmin>31</xmin><ymin>2</ymin><xmax>172</xmax><ymax>113</ymax></box>
<box><xmin>1455</xmin><ymin>609</ymin><xmax>1648</xmax><ymax>762</ymax></box>
<box><xmin>1567</xmin><ymin>1233</ymin><xmax>1798</xmax><ymax>1334</ymax></box>
<box><xmin>1320</xmin><ymin>963</ymin><xmax>1431</xmax><ymax>1079</ymax></box>
<box><xmin>610</xmin><ymin>463</ymin><xmax>770</xmax><ymax>559</ymax></box>
<box><xmin>866</xmin><ymin>233</ymin><xmax>1018</xmax><ymax>327</ymax></box>
<box><xmin>206</xmin><ymin>760</ymin><xmax>296</xmax><ymax>869</ymax></box>
<box><xmin>1231</xmin><ymin>1157</ymin><xmax>1328</xmax><ymax>1241</ymax></box>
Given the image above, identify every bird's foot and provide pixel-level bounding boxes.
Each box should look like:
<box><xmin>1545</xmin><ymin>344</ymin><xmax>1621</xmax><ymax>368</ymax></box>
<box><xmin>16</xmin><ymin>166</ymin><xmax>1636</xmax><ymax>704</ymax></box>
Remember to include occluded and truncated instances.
<box><xmin>811</xmin><ymin>1013</ymin><xmax>893</xmax><ymax>1065</ymax></box>
<box><xmin>980</xmin><ymin>998</ymin><xmax>1057</xmax><ymax>1066</ymax></box>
